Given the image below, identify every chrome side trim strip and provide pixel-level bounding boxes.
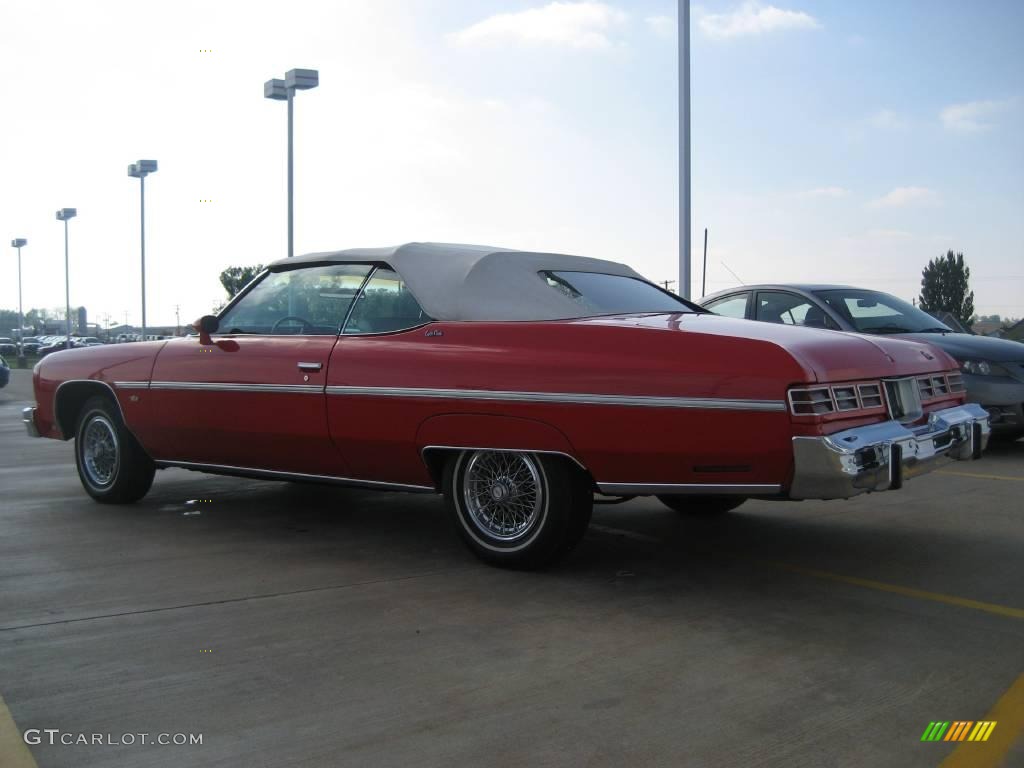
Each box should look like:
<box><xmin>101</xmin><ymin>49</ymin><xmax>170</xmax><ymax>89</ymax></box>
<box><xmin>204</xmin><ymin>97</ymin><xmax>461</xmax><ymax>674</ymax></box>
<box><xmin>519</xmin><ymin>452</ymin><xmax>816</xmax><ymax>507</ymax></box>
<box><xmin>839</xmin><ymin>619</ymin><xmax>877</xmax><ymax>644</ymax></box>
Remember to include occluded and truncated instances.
<box><xmin>328</xmin><ymin>386</ymin><xmax>786</xmax><ymax>412</ymax></box>
<box><xmin>596</xmin><ymin>482</ymin><xmax>782</xmax><ymax>495</ymax></box>
<box><xmin>154</xmin><ymin>460</ymin><xmax>435</xmax><ymax>493</ymax></box>
<box><xmin>113</xmin><ymin>381</ymin><xmax>150</xmax><ymax>390</ymax></box>
<box><xmin>149</xmin><ymin>381</ymin><xmax>323</xmax><ymax>394</ymax></box>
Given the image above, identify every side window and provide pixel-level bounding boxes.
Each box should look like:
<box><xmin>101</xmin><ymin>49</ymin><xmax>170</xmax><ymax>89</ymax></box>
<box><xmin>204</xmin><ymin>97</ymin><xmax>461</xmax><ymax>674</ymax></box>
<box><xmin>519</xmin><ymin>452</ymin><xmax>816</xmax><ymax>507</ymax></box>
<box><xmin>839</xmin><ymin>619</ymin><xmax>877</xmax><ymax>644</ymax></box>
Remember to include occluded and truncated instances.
<box><xmin>705</xmin><ymin>293</ymin><xmax>750</xmax><ymax>319</ymax></box>
<box><xmin>218</xmin><ymin>264</ymin><xmax>372</xmax><ymax>335</ymax></box>
<box><xmin>756</xmin><ymin>291</ymin><xmax>837</xmax><ymax>329</ymax></box>
<box><xmin>343</xmin><ymin>268</ymin><xmax>429</xmax><ymax>335</ymax></box>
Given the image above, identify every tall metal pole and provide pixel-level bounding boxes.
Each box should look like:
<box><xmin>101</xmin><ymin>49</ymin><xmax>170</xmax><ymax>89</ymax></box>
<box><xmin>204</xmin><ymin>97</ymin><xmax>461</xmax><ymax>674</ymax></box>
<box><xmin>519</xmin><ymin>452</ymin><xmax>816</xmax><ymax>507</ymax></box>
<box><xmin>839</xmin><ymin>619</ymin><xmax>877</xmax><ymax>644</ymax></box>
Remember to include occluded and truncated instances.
<box><xmin>140</xmin><ymin>174</ymin><xmax>147</xmax><ymax>341</ymax></box>
<box><xmin>16</xmin><ymin>245</ymin><xmax>24</xmax><ymax>363</ymax></box>
<box><xmin>64</xmin><ymin>221</ymin><xmax>71</xmax><ymax>350</ymax></box>
<box><xmin>702</xmin><ymin>227</ymin><xmax>708</xmax><ymax>298</ymax></box>
<box><xmin>287</xmin><ymin>88</ymin><xmax>294</xmax><ymax>260</ymax></box>
<box><xmin>678</xmin><ymin>0</ymin><xmax>691</xmax><ymax>299</ymax></box>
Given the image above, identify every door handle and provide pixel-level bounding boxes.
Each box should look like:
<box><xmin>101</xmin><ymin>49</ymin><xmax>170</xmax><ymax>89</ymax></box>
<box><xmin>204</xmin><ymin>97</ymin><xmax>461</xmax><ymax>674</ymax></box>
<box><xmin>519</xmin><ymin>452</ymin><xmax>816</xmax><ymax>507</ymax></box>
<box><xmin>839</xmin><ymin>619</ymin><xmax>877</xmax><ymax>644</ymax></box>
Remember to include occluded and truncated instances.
<box><xmin>297</xmin><ymin>361</ymin><xmax>323</xmax><ymax>372</ymax></box>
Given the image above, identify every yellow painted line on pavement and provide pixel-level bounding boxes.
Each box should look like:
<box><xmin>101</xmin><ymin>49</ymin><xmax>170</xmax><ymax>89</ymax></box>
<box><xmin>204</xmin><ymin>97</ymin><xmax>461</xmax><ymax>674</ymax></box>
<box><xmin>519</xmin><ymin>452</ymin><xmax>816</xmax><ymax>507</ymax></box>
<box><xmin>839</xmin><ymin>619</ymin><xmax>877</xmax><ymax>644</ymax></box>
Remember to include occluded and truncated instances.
<box><xmin>0</xmin><ymin>693</ymin><xmax>38</xmax><ymax>768</ymax></box>
<box><xmin>937</xmin><ymin>470</ymin><xmax>1024</xmax><ymax>482</ymax></box>
<box><xmin>760</xmin><ymin>561</ymin><xmax>1024</xmax><ymax>620</ymax></box>
<box><xmin>940</xmin><ymin>672</ymin><xmax>1024</xmax><ymax>768</ymax></box>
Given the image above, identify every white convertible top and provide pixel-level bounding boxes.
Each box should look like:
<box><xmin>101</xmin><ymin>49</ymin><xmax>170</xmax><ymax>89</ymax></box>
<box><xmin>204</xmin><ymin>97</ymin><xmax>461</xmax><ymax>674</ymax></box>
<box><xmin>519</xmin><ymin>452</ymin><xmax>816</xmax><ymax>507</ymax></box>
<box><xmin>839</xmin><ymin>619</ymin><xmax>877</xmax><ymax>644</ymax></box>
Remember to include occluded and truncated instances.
<box><xmin>268</xmin><ymin>242</ymin><xmax>657</xmax><ymax>321</ymax></box>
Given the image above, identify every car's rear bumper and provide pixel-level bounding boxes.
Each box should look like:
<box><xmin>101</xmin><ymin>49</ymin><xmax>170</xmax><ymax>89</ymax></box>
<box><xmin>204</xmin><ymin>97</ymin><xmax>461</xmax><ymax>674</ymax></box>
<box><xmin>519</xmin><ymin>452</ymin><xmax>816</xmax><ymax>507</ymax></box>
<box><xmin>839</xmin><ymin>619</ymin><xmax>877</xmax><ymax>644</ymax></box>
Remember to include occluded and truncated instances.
<box><xmin>789</xmin><ymin>403</ymin><xmax>990</xmax><ymax>500</ymax></box>
<box><xmin>23</xmin><ymin>406</ymin><xmax>40</xmax><ymax>438</ymax></box>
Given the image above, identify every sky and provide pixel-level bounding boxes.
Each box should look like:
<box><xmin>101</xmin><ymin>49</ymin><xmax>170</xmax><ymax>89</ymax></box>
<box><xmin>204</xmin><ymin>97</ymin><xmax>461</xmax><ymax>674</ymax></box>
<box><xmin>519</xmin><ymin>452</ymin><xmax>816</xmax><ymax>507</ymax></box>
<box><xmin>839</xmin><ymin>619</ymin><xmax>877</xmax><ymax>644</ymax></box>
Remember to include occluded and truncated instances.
<box><xmin>1</xmin><ymin>0</ymin><xmax>1022</xmax><ymax>329</ymax></box>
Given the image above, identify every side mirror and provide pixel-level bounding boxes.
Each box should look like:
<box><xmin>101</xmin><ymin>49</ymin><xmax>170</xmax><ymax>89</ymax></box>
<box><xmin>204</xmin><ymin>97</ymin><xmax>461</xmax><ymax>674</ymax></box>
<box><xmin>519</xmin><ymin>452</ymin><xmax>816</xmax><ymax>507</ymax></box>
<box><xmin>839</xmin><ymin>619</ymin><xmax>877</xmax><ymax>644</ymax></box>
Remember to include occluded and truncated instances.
<box><xmin>193</xmin><ymin>315</ymin><xmax>219</xmax><ymax>345</ymax></box>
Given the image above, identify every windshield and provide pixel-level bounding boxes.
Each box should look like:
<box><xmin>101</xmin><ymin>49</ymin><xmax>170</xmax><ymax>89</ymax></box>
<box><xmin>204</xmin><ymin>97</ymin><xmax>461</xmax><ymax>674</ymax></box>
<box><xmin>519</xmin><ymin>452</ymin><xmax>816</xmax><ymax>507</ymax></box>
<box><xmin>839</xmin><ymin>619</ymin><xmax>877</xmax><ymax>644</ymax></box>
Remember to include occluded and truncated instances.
<box><xmin>539</xmin><ymin>271</ymin><xmax>701</xmax><ymax>316</ymax></box>
<box><xmin>814</xmin><ymin>289</ymin><xmax>952</xmax><ymax>334</ymax></box>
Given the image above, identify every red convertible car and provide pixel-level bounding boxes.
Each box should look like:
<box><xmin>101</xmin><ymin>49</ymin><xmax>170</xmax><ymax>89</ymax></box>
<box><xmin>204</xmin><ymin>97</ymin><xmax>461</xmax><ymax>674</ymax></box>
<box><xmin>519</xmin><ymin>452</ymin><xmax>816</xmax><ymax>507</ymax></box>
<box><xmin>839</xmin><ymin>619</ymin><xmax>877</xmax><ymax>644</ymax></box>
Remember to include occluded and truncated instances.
<box><xmin>25</xmin><ymin>243</ymin><xmax>989</xmax><ymax>567</ymax></box>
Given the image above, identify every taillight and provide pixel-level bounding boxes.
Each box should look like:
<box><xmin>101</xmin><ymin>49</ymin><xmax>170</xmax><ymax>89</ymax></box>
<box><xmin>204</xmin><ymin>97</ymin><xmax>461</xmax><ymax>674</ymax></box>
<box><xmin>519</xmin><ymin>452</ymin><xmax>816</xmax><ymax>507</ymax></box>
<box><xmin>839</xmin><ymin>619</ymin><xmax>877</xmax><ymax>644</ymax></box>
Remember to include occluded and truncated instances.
<box><xmin>788</xmin><ymin>380</ymin><xmax>887</xmax><ymax>417</ymax></box>
<box><xmin>789</xmin><ymin>386</ymin><xmax>834</xmax><ymax>415</ymax></box>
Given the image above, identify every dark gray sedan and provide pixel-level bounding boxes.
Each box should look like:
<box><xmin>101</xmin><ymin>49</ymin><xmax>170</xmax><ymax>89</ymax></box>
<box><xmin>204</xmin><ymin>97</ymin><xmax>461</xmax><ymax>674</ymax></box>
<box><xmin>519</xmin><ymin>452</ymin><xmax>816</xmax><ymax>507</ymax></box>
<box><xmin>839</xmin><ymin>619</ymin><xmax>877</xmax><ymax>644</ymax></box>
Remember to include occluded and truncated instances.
<box><xmin>701</xmin><ymin>284</ymin><xmax>1024</xmax><ymax>440</ymax></box>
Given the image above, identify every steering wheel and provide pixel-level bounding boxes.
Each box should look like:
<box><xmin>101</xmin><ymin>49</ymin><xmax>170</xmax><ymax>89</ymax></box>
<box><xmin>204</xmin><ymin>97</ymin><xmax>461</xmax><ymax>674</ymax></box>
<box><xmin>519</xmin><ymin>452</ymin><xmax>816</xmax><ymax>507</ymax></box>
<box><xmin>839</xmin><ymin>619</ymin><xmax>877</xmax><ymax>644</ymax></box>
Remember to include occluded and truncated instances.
<box><xmin>271</xmin><ymin>316</ymin><xmax>314</xmax><ymax>334</ymax></box>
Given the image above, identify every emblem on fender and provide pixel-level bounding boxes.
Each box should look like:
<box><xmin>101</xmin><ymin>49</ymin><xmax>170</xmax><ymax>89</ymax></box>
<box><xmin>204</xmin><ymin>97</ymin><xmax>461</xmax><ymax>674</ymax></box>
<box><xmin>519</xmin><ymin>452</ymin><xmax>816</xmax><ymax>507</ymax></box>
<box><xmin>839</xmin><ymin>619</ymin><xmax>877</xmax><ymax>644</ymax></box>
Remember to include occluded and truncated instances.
<box><xmin>425</xmin><ymin>329</ymin><xmax>443</xmax><ymax>337</ymax></box>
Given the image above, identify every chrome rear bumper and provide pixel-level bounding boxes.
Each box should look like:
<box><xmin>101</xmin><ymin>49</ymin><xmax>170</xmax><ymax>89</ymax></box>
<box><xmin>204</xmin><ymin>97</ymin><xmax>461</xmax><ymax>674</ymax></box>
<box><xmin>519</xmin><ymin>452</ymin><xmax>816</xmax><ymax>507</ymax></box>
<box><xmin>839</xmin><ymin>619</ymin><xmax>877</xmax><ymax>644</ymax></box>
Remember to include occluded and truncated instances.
<box><xmin>23</xmin><ymin>406</ymin><xmax>40</xmax><ymax>438</ymax></box>
<box><xmin>790</xmin><ymin>403</ymin><xmax>989</xmax><ymax>500</ymax></box>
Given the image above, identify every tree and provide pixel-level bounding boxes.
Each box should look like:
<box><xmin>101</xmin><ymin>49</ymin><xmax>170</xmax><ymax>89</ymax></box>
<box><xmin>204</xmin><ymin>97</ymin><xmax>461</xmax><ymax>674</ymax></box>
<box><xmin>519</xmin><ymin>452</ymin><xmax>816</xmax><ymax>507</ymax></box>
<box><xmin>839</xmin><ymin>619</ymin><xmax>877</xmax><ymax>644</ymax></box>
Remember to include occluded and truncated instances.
<box><xmin>919</xmin><ymin>250</ymin><xmax>974</xmax><ymax>328</ymax></box>
<box><xmin>219</xmin><ymin>264</ymin><xmax>265</xmax><ymax>298</ymax></box>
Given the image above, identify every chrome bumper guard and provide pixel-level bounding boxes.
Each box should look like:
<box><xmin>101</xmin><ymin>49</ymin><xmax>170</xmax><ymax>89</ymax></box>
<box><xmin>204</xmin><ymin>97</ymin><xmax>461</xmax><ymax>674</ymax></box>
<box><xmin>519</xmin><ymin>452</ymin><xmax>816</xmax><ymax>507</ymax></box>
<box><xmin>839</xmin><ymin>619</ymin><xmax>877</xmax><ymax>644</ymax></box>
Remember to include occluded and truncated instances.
<box><xmin>23</xmin><ymin>406</ymin><xmax>40</xmax><ymax>438</ymax></box>
<box><xmin>790</xmin><ymin>403</ymin><xmax>990</xmax><ymax>500</ymax></box>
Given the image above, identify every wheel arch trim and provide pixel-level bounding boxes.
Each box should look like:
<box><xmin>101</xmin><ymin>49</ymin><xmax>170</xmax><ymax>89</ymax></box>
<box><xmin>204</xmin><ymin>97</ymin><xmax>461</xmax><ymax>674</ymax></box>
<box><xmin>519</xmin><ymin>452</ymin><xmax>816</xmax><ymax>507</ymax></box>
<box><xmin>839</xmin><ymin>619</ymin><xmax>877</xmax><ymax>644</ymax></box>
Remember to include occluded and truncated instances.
<box><xmin>420</xmin><ymin>445</ymin><xmax>590</xmax><ymax>491</ymax></box>
<box><xmin>53</xmin><ymin>379</ymin><xmax>130</xmax><ymax>440</ymax></box>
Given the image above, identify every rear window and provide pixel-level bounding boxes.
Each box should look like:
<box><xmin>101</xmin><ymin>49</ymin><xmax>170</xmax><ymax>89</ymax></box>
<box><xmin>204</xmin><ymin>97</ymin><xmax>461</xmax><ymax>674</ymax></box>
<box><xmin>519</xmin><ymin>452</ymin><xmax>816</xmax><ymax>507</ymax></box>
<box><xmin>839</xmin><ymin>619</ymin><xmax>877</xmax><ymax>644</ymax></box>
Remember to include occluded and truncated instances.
<box><xmin>539</xmin><ymin>271</ymin><xmax>695</xmax><ymax>315</ymax></box>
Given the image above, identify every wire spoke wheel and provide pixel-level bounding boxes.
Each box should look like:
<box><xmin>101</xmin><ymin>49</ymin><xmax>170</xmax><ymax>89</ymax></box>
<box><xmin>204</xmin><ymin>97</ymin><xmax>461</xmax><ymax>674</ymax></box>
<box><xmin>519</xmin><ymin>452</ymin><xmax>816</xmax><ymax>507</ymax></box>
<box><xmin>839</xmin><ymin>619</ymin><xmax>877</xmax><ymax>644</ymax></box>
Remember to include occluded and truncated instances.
<box><xmin>82</xmin><ymin>415</ymin><xmax>119</xmax><ymax>488</ymax></box>
<box><xmin>462</xmin><ymin>451</ymin><xmax>543</xmax><ymax>542</ymax></box>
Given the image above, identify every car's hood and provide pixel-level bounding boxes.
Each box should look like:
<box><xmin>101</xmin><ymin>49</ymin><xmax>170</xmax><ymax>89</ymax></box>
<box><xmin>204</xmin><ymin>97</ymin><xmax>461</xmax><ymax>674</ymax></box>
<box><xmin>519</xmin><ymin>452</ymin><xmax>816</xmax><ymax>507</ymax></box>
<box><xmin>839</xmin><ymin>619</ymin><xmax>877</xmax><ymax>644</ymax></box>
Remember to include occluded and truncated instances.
<box><xmin>581</xmin><ymin>313</ymin><xmax>958</xmax><ymax>383</ymax></box>
<box><xmin>895</xmin><ymin>331</ymin><xmax>1024</xmax><ymax>363</ymax></box>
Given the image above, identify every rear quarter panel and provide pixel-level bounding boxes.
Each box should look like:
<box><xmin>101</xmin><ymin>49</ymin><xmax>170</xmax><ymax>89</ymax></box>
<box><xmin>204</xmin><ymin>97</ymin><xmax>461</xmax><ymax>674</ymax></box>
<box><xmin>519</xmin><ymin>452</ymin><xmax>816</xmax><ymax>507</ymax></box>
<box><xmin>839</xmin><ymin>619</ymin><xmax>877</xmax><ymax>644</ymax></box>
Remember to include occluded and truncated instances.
<box><xmin>327</xmin><ymin>318</ymin><xmax>805</xmax><ymax>488</ymax></box>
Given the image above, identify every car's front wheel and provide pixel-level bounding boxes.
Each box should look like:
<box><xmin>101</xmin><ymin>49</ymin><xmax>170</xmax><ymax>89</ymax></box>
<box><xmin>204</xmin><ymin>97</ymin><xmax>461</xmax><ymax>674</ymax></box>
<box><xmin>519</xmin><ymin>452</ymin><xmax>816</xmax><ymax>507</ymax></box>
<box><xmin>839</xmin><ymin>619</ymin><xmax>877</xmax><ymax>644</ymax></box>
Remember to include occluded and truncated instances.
<box><xmin>75</xmin><ymin>396</ymin><xmax>155</xmax><ymax>503</ymax></box>
<box><xmin>444</xmin><ymin>450</ymin><xmax>592</xmax><ymax>569</ymax></box>
<box><xmin>657</xmin><ymin>495</ymin><xmax>746</xmax><ymax>516</ymax></box>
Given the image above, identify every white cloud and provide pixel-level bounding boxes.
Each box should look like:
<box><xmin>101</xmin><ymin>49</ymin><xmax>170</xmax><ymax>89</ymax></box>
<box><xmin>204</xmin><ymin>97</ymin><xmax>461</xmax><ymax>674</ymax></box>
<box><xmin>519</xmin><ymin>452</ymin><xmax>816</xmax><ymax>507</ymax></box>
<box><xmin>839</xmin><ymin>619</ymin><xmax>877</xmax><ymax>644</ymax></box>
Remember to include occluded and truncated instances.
<box><xmin>698</xmin><ymin>1</ymin><xmax>819</xmax><ymax>40</ymax></box>
<box><xmin>803</xmin><ymin>186</ymin><xmax>848</xmax><ymax>198</ymax></box>
<box><xmin>646</xmin><ymin>14</ymin><xmax>675</xmax><ymax>38</ymax></box>
<box><xmin>940</xmin><ymin>98</ymin><xmax>1013</xmax><ymax>133</ymax></box>
<box><xmin>867</xmin><ymin>109</ymin><xmax>910</xmax><ymax>132</ymax></box>
<box><xmin>868</xmin><ymin>186</ymin><xmax>938</xmax><ymax>208</ymax></box>
<box><xmin>450</xmin><ymin>2</ymin><xmax>628</xmax><ymax>50</ymax></box>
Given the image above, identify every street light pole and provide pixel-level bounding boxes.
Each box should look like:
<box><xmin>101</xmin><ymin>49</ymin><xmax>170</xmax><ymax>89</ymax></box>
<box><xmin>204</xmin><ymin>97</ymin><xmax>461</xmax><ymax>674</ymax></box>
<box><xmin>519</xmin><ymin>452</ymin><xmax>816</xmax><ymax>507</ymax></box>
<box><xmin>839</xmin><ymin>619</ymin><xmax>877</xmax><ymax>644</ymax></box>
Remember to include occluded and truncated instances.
<box><xmin>264</xmin><ymin>69</ymin><xmax>319</xmax><ymax>258</ymax></box>
<box><xmin>287</xmin><ymin>87</ymin><xmax>294</xmax><ymax>260</ymax></box>
<box><xmin>55</xmin><ymin>209</ymin><xmax>77</xmax><ymax>350</ymax></box>
<box><xmin>678</xmin><ymin>0</ymin><xmax>691</xmax><ymax>299</ymax></box>
<box><xmin>10</xmin><ymin>238</ymin><xmax>27</xmax><ymax>366</ymax></box>
<box><xmin>128</xmin><ymin>160</ymin><xmax>157</xmax><ymax>341</ymax></box>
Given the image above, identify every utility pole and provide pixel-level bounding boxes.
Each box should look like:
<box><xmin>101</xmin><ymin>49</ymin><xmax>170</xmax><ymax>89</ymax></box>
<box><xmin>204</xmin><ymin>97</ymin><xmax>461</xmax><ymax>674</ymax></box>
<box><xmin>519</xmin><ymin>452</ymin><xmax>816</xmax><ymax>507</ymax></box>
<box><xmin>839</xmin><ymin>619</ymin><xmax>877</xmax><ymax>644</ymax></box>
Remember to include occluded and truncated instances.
<box><xmin>662</xmin><ymin>279</ymin><xmax>677</xmax><ymax>293</ymax></box>
<box><xmin>175</xmin><ymin>304</ymin><xmax>181</xmax><ymax>336</ymax></box>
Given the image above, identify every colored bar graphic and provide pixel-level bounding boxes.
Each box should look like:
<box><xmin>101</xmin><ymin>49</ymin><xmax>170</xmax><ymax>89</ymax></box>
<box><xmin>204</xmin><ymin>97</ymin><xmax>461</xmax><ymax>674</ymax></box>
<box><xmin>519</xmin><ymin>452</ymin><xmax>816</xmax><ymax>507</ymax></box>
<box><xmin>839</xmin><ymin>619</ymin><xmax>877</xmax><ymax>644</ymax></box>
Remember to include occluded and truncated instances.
<box><xmin>922</xmin><ymin>720</ymin><xmax>997</xmax><ymax>742</ymax></box>
<box><xmin>922</xmin><ymin>722</ymin><xmax>950</xmax><ymax>741</ymax></box>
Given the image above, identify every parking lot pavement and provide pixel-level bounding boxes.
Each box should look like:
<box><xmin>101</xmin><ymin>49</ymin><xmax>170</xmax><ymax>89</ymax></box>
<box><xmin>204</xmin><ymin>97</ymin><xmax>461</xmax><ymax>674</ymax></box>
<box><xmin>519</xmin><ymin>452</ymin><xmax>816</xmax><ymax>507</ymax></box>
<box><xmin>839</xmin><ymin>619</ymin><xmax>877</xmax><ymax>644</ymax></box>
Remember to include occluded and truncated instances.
<box><xmin>1</xmin><ymin>373</ymin><xmax>1021</xmax><ymax>768</ymax></box>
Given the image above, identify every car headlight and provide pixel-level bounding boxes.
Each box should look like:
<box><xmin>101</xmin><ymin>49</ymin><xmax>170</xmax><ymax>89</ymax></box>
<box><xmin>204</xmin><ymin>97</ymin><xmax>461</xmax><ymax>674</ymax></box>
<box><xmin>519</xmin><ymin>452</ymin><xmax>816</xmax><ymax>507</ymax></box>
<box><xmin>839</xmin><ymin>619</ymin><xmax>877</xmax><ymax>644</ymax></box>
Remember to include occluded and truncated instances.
<box><xmin>958</xmin><ymin>359</ymin><xmax>1010</xmax><ymax>377</ymax></box>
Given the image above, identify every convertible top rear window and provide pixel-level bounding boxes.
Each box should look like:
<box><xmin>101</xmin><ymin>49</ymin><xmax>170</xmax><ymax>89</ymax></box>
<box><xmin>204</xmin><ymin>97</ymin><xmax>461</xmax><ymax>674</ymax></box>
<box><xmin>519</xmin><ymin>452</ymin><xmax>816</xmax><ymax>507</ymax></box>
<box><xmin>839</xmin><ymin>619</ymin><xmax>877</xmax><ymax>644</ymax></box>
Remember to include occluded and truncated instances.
<box><xmin>540</xmin><ymin>271</ymin><xmax>694</xmax><ymax>316</ymax></box>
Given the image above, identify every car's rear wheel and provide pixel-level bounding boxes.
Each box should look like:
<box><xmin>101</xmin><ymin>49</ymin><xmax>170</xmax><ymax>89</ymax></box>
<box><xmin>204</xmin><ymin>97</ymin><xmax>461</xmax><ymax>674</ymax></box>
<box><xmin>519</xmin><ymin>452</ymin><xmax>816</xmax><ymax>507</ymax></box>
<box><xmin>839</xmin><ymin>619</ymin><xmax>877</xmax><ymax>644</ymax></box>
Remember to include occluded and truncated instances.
<box><xmin>75</xmin><ymin>396</ymin><xmax>155</xmax><ymax>503</ymax></box>
<box><xmin>444</xmin><ymin>450</ymin><xmax>592</xmax><ymax>569</ymax></box>
<box><xmin>657</xmin><ymin>495</ymin><xmax>746</xmax><ymax>516</ymax></box>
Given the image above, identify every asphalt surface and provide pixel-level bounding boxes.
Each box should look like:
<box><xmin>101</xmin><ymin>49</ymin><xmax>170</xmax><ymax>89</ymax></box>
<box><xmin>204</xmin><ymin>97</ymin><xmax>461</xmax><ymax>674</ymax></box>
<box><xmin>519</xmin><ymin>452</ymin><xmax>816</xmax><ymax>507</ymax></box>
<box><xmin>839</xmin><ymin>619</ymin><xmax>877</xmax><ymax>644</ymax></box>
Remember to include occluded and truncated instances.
<box><xmin>1</xmin><ymin>367</ymin><xmax>1022</xmax><ymax>767</ymax></box>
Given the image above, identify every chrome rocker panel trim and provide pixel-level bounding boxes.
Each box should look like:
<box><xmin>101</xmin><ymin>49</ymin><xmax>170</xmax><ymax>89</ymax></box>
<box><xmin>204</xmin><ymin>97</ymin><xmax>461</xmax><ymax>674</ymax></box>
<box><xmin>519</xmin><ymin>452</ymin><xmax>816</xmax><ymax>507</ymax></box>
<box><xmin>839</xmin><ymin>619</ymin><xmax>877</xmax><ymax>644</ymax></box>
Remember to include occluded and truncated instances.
<box><xmin>154</xmin><ymin>460</ymin><xmax>435</xmax><ymax>493</ymax></box>
<box><xmin>790</xmin><ymin>403</ymin><xmax>990</xmax><ymax>500</ymax></box>
<box><xmin>596</xmin><ymin>482</ymin><xmax>782</xmax><ymax>496</ymax></box>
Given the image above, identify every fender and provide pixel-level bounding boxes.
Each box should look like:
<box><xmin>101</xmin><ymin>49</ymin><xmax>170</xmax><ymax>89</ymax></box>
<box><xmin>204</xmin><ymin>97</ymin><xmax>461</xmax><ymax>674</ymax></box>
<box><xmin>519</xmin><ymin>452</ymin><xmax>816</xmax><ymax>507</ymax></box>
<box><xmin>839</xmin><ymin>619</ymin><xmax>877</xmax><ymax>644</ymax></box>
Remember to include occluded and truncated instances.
<box><xmin>416</xmin><ymin>412</ymin><xmax>587</xmax><ymax>487</ymax></box>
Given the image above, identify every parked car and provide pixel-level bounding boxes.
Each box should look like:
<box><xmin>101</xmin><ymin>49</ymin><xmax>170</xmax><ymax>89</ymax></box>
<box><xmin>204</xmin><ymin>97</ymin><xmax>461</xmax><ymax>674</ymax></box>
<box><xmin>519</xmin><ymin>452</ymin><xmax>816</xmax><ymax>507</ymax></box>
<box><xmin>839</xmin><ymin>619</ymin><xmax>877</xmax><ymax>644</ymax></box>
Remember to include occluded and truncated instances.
<box><xmin>37</xmin><ymin>340</ymin><xmax>73</xmax><ymax>358</ymax></box>
<box><xmin>0</xmin><ymin>338</ymin><xmax>16</xmax><ymax>356</ymax></box>
<box><xmin>702</xmin><ymin>284</ymin><xmax>1024</xmax><ymax>440</ymax></box>
<box><xmin>25</xmin><ymin>243</ymin><xmax>989</xmax><ymax>568</ymax></box>
<box><xmin>0</xmin><ymin>354</ymin><xmax>9</xmax><ymax>388</ymax></box>
<box><xmin>21</xmin><ymin>337</ymin><xmax>42</xmax><ymax>355</ymax></box>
